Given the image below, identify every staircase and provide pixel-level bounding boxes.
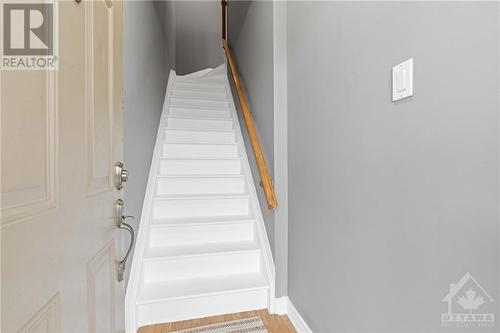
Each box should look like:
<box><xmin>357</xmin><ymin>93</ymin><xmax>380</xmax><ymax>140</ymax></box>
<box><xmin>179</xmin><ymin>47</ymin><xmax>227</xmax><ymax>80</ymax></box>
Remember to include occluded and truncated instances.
<box><xmin>125</xmin><ymin>65</ymin><xmax>275</xmax><ymax>332</ymax></box>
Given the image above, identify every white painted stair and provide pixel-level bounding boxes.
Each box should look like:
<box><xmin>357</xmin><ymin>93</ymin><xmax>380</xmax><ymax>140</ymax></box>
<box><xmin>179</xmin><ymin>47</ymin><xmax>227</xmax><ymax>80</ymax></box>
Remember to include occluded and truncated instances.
<box><xmin>125</xmin><ymin>65</ymin><xmax>275</xmax><ymax>332</ymax></box>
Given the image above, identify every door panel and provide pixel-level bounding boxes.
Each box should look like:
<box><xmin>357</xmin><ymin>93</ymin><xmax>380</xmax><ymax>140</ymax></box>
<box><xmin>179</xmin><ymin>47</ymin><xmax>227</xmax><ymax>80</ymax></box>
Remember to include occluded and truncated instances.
<box><xmin>0</xmin><ymin>70</ymin><xmax>57</xmax><ymax>224</ymax></box>
<box><xmin>1</xmin><ymin>1</ymin><xmax>124</xmax><ymax>332</ymax></box>
<box><xmin>87</xmin><ymin>241</ymin><xmax>116</xmax><ymax>333</ymax></box>
<box><xmin>18</xmin><ymin>294</ymin><xmax>60</xmax><ymax>333</ymax></box>
<box><xmin>86</xmin><ymin>0</ymin><xmax>115</xmax><ymax>195</ymax></box>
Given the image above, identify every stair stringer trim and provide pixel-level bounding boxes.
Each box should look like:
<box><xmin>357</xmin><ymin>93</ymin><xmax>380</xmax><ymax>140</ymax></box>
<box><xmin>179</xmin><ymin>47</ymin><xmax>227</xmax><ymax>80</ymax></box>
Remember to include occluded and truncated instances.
<box><xmin>125</xmin><ymin>69</ymin><xmax>177</xmax><ymax>333</ymax></box>
<box><xmin>222</xmin><ymin>63</ymin><xmax>276</xmax><ymax>313</ymax></box>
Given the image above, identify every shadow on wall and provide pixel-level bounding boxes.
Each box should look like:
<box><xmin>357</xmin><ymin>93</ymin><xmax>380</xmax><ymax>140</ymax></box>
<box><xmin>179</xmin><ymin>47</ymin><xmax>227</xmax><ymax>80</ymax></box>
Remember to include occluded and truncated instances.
<box><xmin>153</xmin><ymin>0</ymin><xmax>176</xmax><ymax>71</ymax></box>
<box><xmin>123</xmin><ymin>0</ymin><xmax>173</xmax><ymax>283</ymax></box>
<box><xmin>225</xmin><ymin>0</ymin><xmax>250</xmax><ymax>44</ymax></box>
<box><xmin>174</xmin><ymin>0</ymin><xmax>224</xmax><ymax>74</ymax></box>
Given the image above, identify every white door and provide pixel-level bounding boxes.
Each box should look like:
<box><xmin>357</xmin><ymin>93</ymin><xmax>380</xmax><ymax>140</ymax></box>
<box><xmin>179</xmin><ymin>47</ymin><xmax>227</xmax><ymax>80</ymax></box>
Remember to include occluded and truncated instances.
<box><xmin>1</xmin><ymin>0</ymin><xmax>125</xmax><ymax>332</ymax></box>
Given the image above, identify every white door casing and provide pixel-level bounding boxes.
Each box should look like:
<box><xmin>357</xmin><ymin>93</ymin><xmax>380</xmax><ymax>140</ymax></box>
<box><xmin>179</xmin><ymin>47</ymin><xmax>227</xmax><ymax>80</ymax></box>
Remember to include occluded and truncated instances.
<box><xmin>1</xmin><ymin>0</ymin><xmax>124</xmax><ymax>332</ymax></box>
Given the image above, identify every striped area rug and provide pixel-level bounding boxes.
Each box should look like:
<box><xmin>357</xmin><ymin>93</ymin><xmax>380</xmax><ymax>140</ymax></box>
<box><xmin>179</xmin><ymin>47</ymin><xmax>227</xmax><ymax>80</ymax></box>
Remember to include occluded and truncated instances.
<box><xmin>171</xmin><ymin>316</ymin><xmax>268</xmax><ymax>333</ymax></box>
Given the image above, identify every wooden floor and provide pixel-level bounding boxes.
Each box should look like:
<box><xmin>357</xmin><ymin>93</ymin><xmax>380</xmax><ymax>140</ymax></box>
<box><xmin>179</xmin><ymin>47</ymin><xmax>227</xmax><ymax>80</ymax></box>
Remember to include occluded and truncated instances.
<box><xmin>138</xmin><ymin>309</ymin><xmax>296</xmax><ymax>333</ymax></box>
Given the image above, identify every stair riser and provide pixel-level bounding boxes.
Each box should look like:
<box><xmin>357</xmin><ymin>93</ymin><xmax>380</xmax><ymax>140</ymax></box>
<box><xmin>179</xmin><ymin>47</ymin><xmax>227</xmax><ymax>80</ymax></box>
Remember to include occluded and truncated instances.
<box><xmin>137</xmin><ymin>288</ymin><xmax>269</xmax><ymax>327</ymax></box>
<box><xmin>159</xmin><ymin>159</ymin><xmax>242</xmax><ymax>175</ymax></box>
<box><xmin>165</xmin><ymin>129</ymin><xmax>235</xmax><ymax>144</ymax></box>
<box><xmin>170</xmin><ymin>98</ymin><xmax>229</xmax><ymax>109</ymax></box>
<box><xmin>156</xmin><ymin>178</ymin><xmax>246</xmax><ymax>195</ymax></box>
<box><xmin>171</xmin><ymin>91</ymin><xmax>227</xmax><ymax>101</ymax></box>
<box><xmin>169</xmin><ymin>108</ymin><xmax>231</xmax><ymax>119</ymax></box>
<box><xmin>153</xmin><ymin>198</ymin><xmax>250</xmax><ymax>219</ymax></box>
<box><xmin>167</xmin><ymin>118</ymin><xmax>233</xmax><ymax>130</ymax></box>
<box><xmin>148</xmin><ymin>223</ymin><xmax>255</xmax><ymax>247</ymax></box>
<box><xmin>144</xmin><ymin>251</ymin><xmax>261</xmax><ymax>282</ymax></box>
<box><xmin>176</xmin><ymin>78</ymin><xmax>226</xmax><ymax>86</ymax></box>
<box><xmin>162</xmin><ymin>143</ymin><xmax>239</xmax><ymax>158</ymax></box>
<box><xmin>201</xmin><ymin>73</ymin><xmax>225</xmax><ymax>79</ymax></box>
<box><xmin>173</xmin><ymin>83</ymin><xmax>226</xmax><ymax>93</ymax></box>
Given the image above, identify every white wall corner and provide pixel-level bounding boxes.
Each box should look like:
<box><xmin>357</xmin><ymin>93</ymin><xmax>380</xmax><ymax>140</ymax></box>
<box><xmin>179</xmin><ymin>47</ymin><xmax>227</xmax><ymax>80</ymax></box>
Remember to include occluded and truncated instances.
<box><xmin>272</xmin><ymin>0</ymin><xmax>289</xmax><ymax>299</ymax></box>
<box><xmin>275</xmin><ymin>297</ymin><xmax>313</xmax><ymax>333</ymax></box>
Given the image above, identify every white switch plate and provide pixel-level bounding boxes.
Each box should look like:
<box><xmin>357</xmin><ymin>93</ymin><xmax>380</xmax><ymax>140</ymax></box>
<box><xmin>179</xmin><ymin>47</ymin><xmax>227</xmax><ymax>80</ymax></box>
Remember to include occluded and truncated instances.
<box><xmin>392</xmin><ymin>58</ymin><xmax>413</xmax><ymax>101</ymax></box>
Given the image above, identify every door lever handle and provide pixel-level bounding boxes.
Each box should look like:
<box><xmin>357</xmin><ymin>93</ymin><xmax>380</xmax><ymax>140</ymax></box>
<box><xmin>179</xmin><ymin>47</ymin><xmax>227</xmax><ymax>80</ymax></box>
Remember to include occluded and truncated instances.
<box><xmin>114</xmin><ymin>199</ymin><xmax>135</xmax><ymax>281</ymax></box>
<box><xmin>115</xmin><ymin>200</ymin><xmax>135</xmax><ymax>226</ymax></box>
<box><xmin>117</xmin><ymin>222</ymin><xmax>134</xmax><ymax>282</ymax></box>
<box><xmin>115</xmin><ymin>199</ymin><xmax>124</xmax><ymax>227</ymax></box>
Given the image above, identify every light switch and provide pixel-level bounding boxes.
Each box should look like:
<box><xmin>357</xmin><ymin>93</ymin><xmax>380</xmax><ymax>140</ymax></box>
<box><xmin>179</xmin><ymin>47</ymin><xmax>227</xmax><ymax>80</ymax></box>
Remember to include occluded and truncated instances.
<box><xmin>395</xmin><ymin>68</ymin><xmax>406</xmax><ymax>92</ymax></box>
<box><xmin>392</xmin><ymin>58</ymin><xmax>413</xmax><ymax>101</ymax></box>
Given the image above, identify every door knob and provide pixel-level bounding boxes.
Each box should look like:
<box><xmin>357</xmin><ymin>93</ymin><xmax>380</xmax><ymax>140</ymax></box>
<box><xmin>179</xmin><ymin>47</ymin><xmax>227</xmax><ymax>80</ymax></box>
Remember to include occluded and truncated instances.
<box><xmin>114</xmin><ymin>162</ymin><xmax>128</xmax><ymax>190</ymax></box>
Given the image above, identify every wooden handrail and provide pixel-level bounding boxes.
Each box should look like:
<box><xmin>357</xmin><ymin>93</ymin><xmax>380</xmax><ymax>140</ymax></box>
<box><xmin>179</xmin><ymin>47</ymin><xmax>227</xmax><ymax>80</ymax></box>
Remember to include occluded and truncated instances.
<box><xmin>222</xmin><ymin>39</ymin><xmax>278</xmax><ymax>209</ymax></box>
<box><xmin>221</xmin><ymin>0</ymin><xmax>227</xmax><ymax>40</ymax></box>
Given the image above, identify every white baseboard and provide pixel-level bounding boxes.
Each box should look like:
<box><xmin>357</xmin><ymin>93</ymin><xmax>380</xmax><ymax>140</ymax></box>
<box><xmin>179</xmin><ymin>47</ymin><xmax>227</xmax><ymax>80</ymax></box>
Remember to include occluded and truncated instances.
<box><xmin>274</xmin><ymin>296</ymin><xmax>288</xmax><ymax>316</ymax></box>
<box><xmin>274</xmin><ymin>297</ymin><xmax>313</xmax><ymax>333</ymax></box>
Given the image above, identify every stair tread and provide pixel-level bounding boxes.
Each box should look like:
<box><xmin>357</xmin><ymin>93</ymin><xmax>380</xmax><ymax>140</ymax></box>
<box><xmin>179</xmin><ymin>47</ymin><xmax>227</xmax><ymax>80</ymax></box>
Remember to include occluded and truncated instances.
<box><xmin>169</xmin><ymin>104</ymin><xmax>230</xmax><ymax>111</ymax></box>
<box><xmin>163</xmin><ymin>154</ymin><xmax>241</xmax><ymax>159</ymax></box>
<box><xmin>174</xmin><ymin>80</ymin><xmax>225</xmax><ymax>85</ymax></box>
<box><xmin>167</xmin><ymin>115</ymin><xmax>232</xmax><ymax>120</ymax></box>
<box><xmin>163</xmin><ymin>142</ymin><xmax>237</xmax><ymax>146</ymax></box>
<box><xmin>164</xmin><ymin>128</ymin><xmax>236</xmax><ymax>143</ymax></box>
<box><xmin>150</xmin><ymin>215</ymin><xmax>255</xmax><ymax>226</ymax></box>
<box><xmin>153</xmin><ymin>193</ymin><xmax>250</xmax><ymax>201</ymax></box>
<box><xmin>145</xmin><ymin>239</ymin><xmax>259</xmax><ymax>259</ymax></box>
<box><xmin>160</xmin><ymin>156</ymin><xmax>241</xmax><ymax>161</ymax></box>
<box><xmin>176</xmin><ymin>78</ymin><xmax>225</xmax><ymax>84</ymax></box>
<box><xmin>166</xmin><ymin>128</ymin><xmax>234</xmax><ymax>133</ymax></box>
<box><xmin>170</xmin><ymin>94</ymin><xmax>227</xmax><ymax>101</ymax></box>
<box><xmin>170</xmin><ymin>97</ymin><xmax>228</xmax><ymax>102</ymax></box>
<box><xmin>162</xmin><ymin>142</ymin><xmax>239</xmax><ymax>158</ymax></box>
<box><xmin>177</xmin><ymin>79</ymin><xmax>225</xmax><ymax>85</ymax></box>
<box><xmin>174</xmin><ymin>80</ymin><xmax>226</xmax><ymax>87</ymax></box>
<box><xmin>167</xmin><ymin>114</ymin><xmax>231</xmax><ymax>121</ymax></box>
<box><xmin>169</xmin><ymin>105</ymin><xmax>229</xmax><ymax>109</ymax></box>
<box><xmin>156</xmin><ymin>174</ymin><xmax>245</xmax><ymax>179</ymax></box>
<box><xmin>137</xmin><ymin>272</ymin><xmax>268</xmax><ymax>304</ymax></box>
<box><xmin>172</xmin><ymin>84</ymin><xmax>226</xmax><ymax>92</ymax></box>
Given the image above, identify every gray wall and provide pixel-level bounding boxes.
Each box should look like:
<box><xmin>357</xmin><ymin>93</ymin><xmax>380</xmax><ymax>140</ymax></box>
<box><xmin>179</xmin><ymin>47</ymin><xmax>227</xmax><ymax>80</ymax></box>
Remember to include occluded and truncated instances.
<box><xmin>123</xmin><ymin>0</ymin><xmax>172</xmax><ymax>281</ymax></box>
<box><xmin>227</xmin><ymin>0</ymin><xmax>276</xmax><ymax>265</ymax></box>
<box><xmin>175</xmin><ymin>0</ymin><xmax>224</xmax><ymax>74</ymax></box>
<box><xmin>154</xmin><ymin>0</ymin><xmax>176</xmax><ymax>71</ymax></box>
<box><xmin>287</xmin><ymin>2</ymin><xmax>499</xmax><ymax>332</ymax></box>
